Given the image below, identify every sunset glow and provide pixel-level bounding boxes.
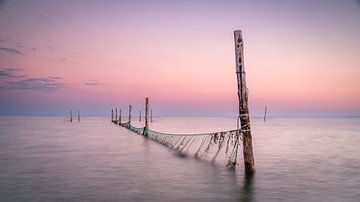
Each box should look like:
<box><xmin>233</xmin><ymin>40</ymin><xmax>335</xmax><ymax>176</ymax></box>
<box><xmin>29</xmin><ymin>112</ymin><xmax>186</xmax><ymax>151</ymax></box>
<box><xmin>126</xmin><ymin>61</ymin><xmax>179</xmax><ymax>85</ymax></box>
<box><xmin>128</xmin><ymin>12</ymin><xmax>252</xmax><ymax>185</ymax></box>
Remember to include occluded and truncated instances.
<box><xmin>0</xmin><ymin>0</ymin><xmax>359</xmax><ymax>116</ymax></box>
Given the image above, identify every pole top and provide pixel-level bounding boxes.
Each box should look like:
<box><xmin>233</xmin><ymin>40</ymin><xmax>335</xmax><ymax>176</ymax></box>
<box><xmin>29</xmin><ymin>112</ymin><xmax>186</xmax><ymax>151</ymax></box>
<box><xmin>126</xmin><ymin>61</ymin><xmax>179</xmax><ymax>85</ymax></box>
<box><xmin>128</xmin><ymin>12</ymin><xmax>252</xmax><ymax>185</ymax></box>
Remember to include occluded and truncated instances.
<box><xmin>234</xmin><ymin>30</ymin><xmax>242</xmax><ymax>34</ymax></box>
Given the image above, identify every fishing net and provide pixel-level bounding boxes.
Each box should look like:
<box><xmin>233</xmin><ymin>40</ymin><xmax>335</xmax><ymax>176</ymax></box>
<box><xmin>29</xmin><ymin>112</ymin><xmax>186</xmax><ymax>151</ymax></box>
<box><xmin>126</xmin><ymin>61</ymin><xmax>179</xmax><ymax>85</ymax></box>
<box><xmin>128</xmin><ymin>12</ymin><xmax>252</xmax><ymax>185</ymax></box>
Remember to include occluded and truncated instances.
<box><xmin>115</xmin><ymin>120</ymin><xmax>242</xmax><ymax>168</ymax></box>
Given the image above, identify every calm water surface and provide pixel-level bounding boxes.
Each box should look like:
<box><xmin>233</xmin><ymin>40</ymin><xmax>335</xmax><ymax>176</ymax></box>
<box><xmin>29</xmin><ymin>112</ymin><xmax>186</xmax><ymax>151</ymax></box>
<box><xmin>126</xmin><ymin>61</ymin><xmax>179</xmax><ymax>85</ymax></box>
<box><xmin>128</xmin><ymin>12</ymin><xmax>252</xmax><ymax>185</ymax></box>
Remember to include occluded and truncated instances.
<box><xmin>0</xmin><ymin>117</ymin><xmax>359</xmax><ymax>201</ymax></box>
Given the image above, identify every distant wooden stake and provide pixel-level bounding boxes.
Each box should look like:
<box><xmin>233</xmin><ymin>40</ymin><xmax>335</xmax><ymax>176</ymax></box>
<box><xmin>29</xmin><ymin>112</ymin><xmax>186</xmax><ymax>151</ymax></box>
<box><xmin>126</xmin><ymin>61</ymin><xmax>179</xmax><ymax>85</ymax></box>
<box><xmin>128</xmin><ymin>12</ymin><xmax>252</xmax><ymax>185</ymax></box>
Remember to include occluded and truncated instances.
<box><xmin>128</xmin><ymin>105</ymin><xmax>132</xmax><ymax>123</ymax></box>
<box><xmin>234</xmin><ymin>30</ymin><xmax>255</xmax><ymax>174</ymax></box>
<box><xmin>264</xmin><ymin>106</ymin><xmax>267</xmax><ymax>122</ymax></box>
<box><xmin>119</xmin><ymin>109</ymin><xmax>122</xmax><ymax>124</ymax></box>
<box><xmin>78</xmin><ymin>110</ymin><xmax>80</xmax><ymax>122</ymax></box>
<box><xmin>115</xmin><ymin>108</ymin><xmax>118</xmax><ymax>122</ymax></box>
<box><xmin>139</xmin><ymin>110</ymin><xmax>142</xmax><ymax>122</ymax></box>
<box><xmin>70</xmin><ymin>110</ymin><xmax>72</xmax><ymax>122</ymax></box>
<box><xmin>144</xmin><ymin>97</ymin><xmax>149</xmax><ymax>136</ymax></box>
<box><xmin>150</xmin><ymin>109</ymin><xmax>153</xmax><ymax>122</ymax></box>
<box><xmin>111</xmin><ymin>109</ymin><xmax>113</xmax><ymax>122</ymax></box>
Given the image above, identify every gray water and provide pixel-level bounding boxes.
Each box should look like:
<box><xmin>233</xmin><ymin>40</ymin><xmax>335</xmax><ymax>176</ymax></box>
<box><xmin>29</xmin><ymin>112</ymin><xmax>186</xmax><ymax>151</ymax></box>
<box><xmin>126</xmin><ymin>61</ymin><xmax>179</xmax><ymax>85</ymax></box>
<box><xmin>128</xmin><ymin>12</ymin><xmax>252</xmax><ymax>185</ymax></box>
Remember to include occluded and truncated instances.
<box><xmin>0</xmin><ymin>117</ymin><xmax>359</xmax><ymax>201</ymax></box>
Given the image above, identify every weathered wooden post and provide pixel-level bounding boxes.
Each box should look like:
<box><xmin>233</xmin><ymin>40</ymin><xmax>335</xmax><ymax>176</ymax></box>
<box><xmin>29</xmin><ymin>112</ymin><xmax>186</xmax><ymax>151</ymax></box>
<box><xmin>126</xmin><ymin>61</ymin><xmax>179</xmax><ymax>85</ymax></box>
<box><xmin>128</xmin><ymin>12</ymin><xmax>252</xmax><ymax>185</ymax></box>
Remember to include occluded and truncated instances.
<box><xmin>150</xmin><ymin>109</ymin><xmax>153</xmax><ymax>122</ymax></box>
<box><xmin>139</xmin><ymin>110</ymin><xmax>142</xmax><ymax>122</ymax></box>
<box><xmin>128</xmin><ymin>105</ymin><xmax>132</xmax><ymax>123</ymax></box>
<box><xmin>111</xmin><ymin>109</ymin><xmax>114</xmax><ymax>122</ymax></box>
<box><xmin>70</xmin><ymin>110</ymin><xmax>73</xmax><ymax>122</ymax></box>
<box><xmin>115</xmin><ymin>108</ymin><xmax>118</xmax><ymax>122</ymax></box>
<box><xmin>234</xmin><ymin>30</ymin><xmax>255</xmax><ymax>174</ymax></box>
<box><xmin>143</xmin><ymin>97</ymin><xmax>149</xmax><ymax>136</ymax></box>
<box><xmin>264</xmin><ymin>106</ymin><xmax>267</xmax><ymax>122</ymax></box>
<box><xmin>77</xmin><ymin>110</ymin><xmax>80</xmax><ymax>122</ymax></box>
<box><xmin>119</xmin><ymin>109</ymin><xmax>122</xmax><ymax>124</ymax></box>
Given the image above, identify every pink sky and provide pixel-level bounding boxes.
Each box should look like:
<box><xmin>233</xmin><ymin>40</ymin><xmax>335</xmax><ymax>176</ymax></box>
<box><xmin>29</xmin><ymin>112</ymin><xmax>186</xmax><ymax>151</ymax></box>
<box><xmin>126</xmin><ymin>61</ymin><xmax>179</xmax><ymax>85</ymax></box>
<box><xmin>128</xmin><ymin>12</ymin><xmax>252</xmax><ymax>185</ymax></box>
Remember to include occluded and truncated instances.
<box><xmin>0</xmin><ymin>0</ymin><xmax>359</xmax><ymax>116</ymax></box>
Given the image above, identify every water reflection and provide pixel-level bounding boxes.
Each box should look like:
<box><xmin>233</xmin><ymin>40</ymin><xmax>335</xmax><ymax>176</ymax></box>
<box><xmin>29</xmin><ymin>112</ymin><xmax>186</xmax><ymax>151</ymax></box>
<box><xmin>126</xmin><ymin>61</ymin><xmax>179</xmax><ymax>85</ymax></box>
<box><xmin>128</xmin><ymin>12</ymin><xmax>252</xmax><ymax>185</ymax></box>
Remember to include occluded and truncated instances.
<box><xmin>143</xmin><ymin>131</ymin><xmax>256</xmax><ymax>201</ymax></box>
<box><xmin>240</xmin><ymin>174</ymin><xmax>255</xmax><ymax>202</ymax></box>
<box><xmin>228</xmin><ymin>169</ymin><xmax>255</xmax><ymax>202</ymax></box>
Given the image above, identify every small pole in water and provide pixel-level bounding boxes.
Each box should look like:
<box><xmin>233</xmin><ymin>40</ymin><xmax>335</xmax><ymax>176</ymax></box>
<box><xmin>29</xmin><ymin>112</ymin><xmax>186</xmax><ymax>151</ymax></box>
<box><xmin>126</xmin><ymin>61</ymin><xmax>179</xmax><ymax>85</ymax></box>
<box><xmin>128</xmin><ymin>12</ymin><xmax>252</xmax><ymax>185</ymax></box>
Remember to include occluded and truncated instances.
<box><xmin>70</xmin><ymin>110</ymin><xmax>72</xmax><ymax>122</ymax></box>
<box><xmin>115</xmin><ymin>108</ymin><xmax>118</xmax><ymax>122</ymax></box>
<box><xmin>264</xmin><ymin>106</ymin><xmax>267</xmax><ymax>122</ymax></box>
<box><xmin>150</xmin><ymin>109</ymin><xmax>153</xmax><ymax>122</ymax></box>
<box><xmin>119</xmin><ymin>109</ymin><xmax>122</xmax><ymax>124</ymax></box>
<box><xmin>128</xmin><ymin>105</ymin><xmax>132</xmax><ymax>123</ymax></box>
<box><xmin>111</xmin><ymin>109</ymin><xmax>114</xmax><ymax>122</ymax></box>
<box><xmin>139</xmin><ymin>110</ymin><xmax>142</xmax><ymax>122</ymax></box>
<box><xmin>77</xmin><ymin>110</ymin><xmax>80</xmax><ymax>122</ymax></box>
<box><xmin>144</xmin><ymin>97</ymin><xmax>149</xmax><ymax>136</ymax></box>
<box><xmin>234</xmin><ymin>30</ymin><xmax>255</xmax><ymax>174</ymax></box>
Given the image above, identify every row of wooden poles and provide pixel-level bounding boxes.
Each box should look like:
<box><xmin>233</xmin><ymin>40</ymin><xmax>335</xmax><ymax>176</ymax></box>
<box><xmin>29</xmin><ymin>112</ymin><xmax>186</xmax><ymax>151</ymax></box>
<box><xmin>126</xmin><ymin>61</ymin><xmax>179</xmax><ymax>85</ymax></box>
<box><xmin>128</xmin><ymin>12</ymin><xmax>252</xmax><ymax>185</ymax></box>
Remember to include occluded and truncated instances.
<box><xmin>69</xmin><ymin>110</ymin><xmax>80</xmax><ymax>122</ymax></box>
<box><xmin>111</xmin><ymin>97</ymin><xmax>153</xmax><ymax>125</ymax></box>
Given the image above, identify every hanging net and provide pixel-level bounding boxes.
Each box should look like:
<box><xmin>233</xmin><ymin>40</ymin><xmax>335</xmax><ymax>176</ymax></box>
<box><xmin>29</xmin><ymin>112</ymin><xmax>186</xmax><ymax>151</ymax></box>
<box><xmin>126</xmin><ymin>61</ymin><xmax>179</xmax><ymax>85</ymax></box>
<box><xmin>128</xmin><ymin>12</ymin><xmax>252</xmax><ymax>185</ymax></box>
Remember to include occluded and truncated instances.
<box><xmin>116</xmin><ymin>120</ymin><xmax>242</xmax><ymax>168</ymax></box>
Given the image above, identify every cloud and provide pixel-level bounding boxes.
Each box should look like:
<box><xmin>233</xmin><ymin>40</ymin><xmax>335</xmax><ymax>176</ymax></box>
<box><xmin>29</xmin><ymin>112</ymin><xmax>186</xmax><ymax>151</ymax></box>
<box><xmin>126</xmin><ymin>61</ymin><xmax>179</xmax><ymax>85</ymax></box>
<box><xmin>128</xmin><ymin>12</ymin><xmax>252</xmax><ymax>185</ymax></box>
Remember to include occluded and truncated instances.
<box><xmin>1</xmin><ymin>77</ymin><xmax>65</xmax><ymax>92</ymax></box>
<box><xmin>0</xmin><ymin>67</ymin><xmax>23</xmax><ymax>78</ymax></box>
<box><xmin>0</xmin><ymin>68</ymin><xmax>65</xmax><ymax>92</ymax></box>
<box><xmin>5</xmin><ymin>67</ymin><xmax>21</xmax><ymax>71</ymax></box>
<box><xmin>0</xmin><ymin>70</ymin><xmax>10</xmax><ymax>77</ymax></box>
<box><xmin>48</xmin><ymin>76</ymin><xmax>61</xmax><ymax>79</ymax></box>
<box><xmin>16</xmin><ymin>42</ymin><xmax>23</xmax><ymax>48</ymax></box>
<box><xmin>85</xmin><ymin>81</ymin><xmax>98</xmax><ymax>86</ymax></box>
<box><xmin>0</xmin><ymin>47</ymin><xmax>22</xmax><ymax>55</ymax></box>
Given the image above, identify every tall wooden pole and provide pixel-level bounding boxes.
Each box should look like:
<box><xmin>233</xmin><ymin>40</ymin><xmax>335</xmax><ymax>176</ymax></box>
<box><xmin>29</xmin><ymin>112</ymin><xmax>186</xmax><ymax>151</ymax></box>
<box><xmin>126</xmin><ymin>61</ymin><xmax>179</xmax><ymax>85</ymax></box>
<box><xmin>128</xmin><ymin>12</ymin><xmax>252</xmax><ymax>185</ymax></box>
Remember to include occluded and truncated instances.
<box><xmin>115</xmin><ymin>108</ymin><xmax>118</xmax><ymax>122</ymax></box>
<box><xmin>70</xmin><ymin>110</ymin><xmax>72</xmax><ymax>122</ymax></box>
<box><xmin>234</xmin><ymin>30</ymin><xmax>255</xmax><ymax>174</ymax></box>
<box><xmin>144</xmin><ymin>97</ymin><xmax>149</xmax><ymax>136</ymax></box>
<box><xmin>139</xmin><ymin>110</ymin><xmax>142</xmax><ymax>122</ymax></box>
<box><xmin>111</xmin><ymin>109</ymin><xmax>113</xmax><ymax>122</ymax></box>
<box><xmin>77</xmin><ymin>110</ymin><xmax>80</xmax><ymax>122</ymax></box>
<box><xmin>128</xmin><ymin>105</ymin><xmax>132</xmax><ymax>123</ymax></box>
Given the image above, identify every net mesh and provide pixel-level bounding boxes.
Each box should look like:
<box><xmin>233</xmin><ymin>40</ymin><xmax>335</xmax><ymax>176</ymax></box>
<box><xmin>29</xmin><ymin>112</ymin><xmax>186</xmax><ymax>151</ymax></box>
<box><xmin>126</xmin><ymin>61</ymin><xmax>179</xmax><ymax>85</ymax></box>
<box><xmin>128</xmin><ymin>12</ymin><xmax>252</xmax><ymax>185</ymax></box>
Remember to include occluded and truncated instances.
<box><xmin>115</xmin><ymin>120</ymin><xmax>242</xmax><ymax>168</ymax></box>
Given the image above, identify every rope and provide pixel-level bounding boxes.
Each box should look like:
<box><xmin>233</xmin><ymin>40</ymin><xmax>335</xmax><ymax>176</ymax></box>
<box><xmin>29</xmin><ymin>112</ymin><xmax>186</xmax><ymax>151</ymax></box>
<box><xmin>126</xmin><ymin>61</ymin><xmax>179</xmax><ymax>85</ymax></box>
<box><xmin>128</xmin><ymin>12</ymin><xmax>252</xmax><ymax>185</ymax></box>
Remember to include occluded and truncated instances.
<box><xmin>147</xmin><ymin>128</ymin><xmax>240</xmax><ymax>137</ymax></box>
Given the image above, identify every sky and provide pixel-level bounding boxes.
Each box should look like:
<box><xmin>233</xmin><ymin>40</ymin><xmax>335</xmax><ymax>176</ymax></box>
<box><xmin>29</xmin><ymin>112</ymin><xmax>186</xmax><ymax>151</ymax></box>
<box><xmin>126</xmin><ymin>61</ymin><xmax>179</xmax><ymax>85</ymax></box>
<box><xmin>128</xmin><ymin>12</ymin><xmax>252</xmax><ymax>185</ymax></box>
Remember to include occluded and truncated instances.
<box><xmin>0</xmin><ymin>0</ymin><xmax>359</xmax><ymax>117</ymax></box>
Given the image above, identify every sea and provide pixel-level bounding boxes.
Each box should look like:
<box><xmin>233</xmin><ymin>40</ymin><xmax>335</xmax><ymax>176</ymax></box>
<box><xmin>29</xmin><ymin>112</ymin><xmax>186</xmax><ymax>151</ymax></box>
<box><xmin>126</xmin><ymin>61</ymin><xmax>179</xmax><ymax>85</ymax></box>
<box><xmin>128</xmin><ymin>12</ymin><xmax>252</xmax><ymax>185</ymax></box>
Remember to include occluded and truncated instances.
<box><xmin>0</xmin><ymin>117</ymin><xmax>359</xmax><ymax>202</ymax></box>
